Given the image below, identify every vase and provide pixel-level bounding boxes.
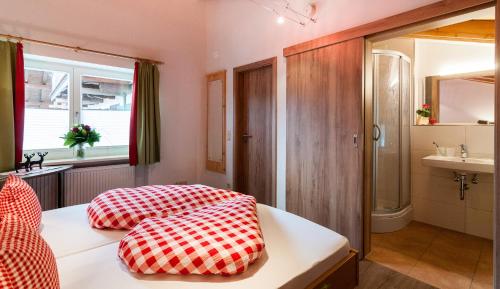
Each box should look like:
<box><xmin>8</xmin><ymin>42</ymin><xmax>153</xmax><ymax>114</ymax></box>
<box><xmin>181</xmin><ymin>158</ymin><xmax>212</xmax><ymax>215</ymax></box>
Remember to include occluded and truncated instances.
<box><xmin>76</xmin><ymin>144</ymin><xmax>85</xmax><ymax>159</ymax></box>
<box><xmin>417</xmin><ymin>115</ymin><xmax>429</xmax><ymax>125</ymax></box>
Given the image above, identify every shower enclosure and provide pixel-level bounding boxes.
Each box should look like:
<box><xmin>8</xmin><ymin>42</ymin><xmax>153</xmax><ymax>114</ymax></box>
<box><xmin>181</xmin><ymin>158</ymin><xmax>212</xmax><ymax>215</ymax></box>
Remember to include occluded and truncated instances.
<box><xmin>371</xmin><ymin>50</ymin><xmax>413</xmax><ymax>233</ymax></box>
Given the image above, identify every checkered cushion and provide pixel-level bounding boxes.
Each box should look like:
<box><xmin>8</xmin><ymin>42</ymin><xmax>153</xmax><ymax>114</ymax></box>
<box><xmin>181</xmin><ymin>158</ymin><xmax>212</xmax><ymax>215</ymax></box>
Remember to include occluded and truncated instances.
<box><xmin>87</xmin><ymin>185</ymin><xmax>241</xmax><ymax>229</ymax></box>
<box><xmin>118</xmin><ymin>195</ymin><xmax>265</xmax><ymax>275</ymax></box>
<box><xmin>0</xmin><ymin>213</ymin><xmax>60</xmax><ymax>289</ymax></box>
<box><xmin>0</xmin><ymin>175</ymin><xmax>42</xmax><ymax>231</ymax></box>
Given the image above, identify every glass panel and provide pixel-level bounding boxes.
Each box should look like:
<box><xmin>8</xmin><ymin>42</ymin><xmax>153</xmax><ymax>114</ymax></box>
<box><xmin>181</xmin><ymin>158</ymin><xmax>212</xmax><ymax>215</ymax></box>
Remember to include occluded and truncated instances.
<box><xmin>373</xmin><ymin>54</ymin><xmax>401</xmax><ymax>212</ymax></box>
<box><xmin>24</xmin><ymin>68</ymin><xmax>70</xmax><ymax>150</ymax></box>
<box><xmin>80</xmin><ymin>75</ymin><xmax>132</xmax><ymax>148</ymax></box>
<box><xmin>400</xmin><ymin>59</ymin><xmax>411</xmax><ymax>208</ymax></box>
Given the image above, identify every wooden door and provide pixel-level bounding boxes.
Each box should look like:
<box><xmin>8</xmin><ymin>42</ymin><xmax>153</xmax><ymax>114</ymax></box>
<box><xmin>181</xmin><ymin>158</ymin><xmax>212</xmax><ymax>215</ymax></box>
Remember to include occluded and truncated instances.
<box><xmin>234</xmin><ymin>59</ymin><xmax>276</xmax><ymax>206</ymax></box>
<box><xmin>286</xmin><ymin>38</ymin><xmax>364</xmax><ymax>252</ymax></box>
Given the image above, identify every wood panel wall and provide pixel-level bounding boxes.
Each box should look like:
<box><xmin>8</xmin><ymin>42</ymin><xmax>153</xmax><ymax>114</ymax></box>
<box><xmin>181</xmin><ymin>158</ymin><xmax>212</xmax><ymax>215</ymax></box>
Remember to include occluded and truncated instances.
<box><xmin>286</xmin><ymin>38</ymin><xmax>364</xmax><ymax>253</ymax></box>
<box><xmin>495</xmin><ymin>3</ymin><xmax>499</xmax><ymax>288</ymax></box>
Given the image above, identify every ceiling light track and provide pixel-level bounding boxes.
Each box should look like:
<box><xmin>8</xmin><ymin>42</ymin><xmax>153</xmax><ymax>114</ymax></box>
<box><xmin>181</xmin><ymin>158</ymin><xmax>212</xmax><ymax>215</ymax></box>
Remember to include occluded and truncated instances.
<box><xmin>248</xmin><ymin>0</ymin><xmax>317</xmax><ymax>26</ymax></box>
<box><xmin>282</xmin><ymin>0</ymin><xmax>317</xmax><ymax>24</ymax></box>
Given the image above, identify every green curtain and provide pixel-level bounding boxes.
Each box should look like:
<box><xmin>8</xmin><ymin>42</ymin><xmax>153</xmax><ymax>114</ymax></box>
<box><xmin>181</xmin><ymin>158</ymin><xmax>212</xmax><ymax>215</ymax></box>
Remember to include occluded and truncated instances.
<box><xmin>0</xmin><ymin>41</ymin><xmax>16</xmax><ymax>172</ymax></box>
<box><xmin>136</xmin><ymin>62</ymin><xmax>161</xmax><ymax>165</ymax></box>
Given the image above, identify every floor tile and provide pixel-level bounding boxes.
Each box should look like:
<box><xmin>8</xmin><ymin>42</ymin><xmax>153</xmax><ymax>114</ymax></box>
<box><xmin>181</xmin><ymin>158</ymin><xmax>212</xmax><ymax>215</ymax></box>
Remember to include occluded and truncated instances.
<box><xmin>357</xmin><ymin>260</ymin><xmax>437</xmax><ymax>289</ymax></box>
<box><xmin>369</xmin><ymin>221</ymin><xmax>493</xmax><ymax>289</ymax></box>
<box><xmin>470</xmin><ymin>281</ymin><xmax>494</xmax><ymax>289</ymax></box>
<box><xmin>408</xmin><ymin>260</ymin><xmax>472</xmax><ymax>289</ymax></box>
<box><xmin>367</xmin><ymin>246</ymin><xmax>419</xmax><ymax>275</ymax></box>
<box><xmin>471</xmin><ymin>240</ymin><xmax>493</xmax><ymax>289</ymax></box>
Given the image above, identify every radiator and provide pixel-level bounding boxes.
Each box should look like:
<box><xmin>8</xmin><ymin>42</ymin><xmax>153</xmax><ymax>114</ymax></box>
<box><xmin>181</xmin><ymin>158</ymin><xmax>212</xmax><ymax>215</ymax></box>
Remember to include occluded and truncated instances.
<box><xmin>25</xmin><ymin>175</ymin><xmax>59</xmax><ymax>211</ymax></box>
<box><xmin>64</xmin><ymin>164</ymin><xmax>136</xmax><ymax>207</ymax></box>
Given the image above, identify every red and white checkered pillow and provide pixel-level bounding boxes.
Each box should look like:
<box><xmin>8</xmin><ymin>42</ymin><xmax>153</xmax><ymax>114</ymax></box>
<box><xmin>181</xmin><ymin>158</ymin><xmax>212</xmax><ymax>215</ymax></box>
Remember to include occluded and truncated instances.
<box><xmin>0</xmin><ymin>175</ymin><xmax>42</xmax><ymax>231</ymax></box>
<box><xmin>87</xmin><ymin>185</ymin><xmax>241</xmax><ymax>229</ymax></box>
<box><xmin>0</xmin><ymin>213</ymin><xmax>60</xmax><ymax>289</ymax></box>
<box><xmin>118</xmin><ymin>194</ymin><xmax>265</xmax><ymax>276</ymax></box>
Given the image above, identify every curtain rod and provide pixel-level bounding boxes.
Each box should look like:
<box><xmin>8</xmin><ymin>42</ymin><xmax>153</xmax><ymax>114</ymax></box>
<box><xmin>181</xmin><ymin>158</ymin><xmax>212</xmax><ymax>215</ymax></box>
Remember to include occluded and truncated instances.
<box><xmin>0</xmin><ymin>33</ymin><xmax>164</xmax><ymax>65</ymax></box>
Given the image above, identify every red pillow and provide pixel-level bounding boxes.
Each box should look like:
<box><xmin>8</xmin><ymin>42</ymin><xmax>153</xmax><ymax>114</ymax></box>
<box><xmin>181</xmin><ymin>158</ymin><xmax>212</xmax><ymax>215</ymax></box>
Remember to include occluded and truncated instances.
<box><xmin>0</xmin><ymin>175</ymin><xmax>42</xmax><ymax>231</ymax></box>
<box><xmin>87</xmin><ymin>185</ymin><xmax>241</xmax><ymax>229</ymax></box>
<box><xmin>118</xmin><ymin>195</ymin><xmax>265</xmax><ymax>276</ymax></box>
<box><xmin>0</xmin><ymin>213</ymin><xmax>60</xmax><ymax>289</ymax></box>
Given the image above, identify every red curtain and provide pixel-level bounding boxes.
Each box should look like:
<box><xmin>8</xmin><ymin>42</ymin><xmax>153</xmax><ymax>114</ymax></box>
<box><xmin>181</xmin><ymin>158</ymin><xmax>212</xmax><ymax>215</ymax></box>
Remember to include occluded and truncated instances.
<box><xmin>14</xmin><ymin>43</ymin><xmax>25</xmax><ymax>164</ymax></box>
<box><xmin>129</xmin><ymin>62</ymin><xmax>139</xmax><ymax>166</ymax></box>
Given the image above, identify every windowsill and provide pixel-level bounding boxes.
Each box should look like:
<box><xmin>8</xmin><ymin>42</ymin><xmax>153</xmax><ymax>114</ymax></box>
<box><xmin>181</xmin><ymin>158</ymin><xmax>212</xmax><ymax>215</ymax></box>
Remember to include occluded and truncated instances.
<box><xmin>45</xmin><ymin>155</ymin><xmax>129</xmax><ymax>168</ymax></box>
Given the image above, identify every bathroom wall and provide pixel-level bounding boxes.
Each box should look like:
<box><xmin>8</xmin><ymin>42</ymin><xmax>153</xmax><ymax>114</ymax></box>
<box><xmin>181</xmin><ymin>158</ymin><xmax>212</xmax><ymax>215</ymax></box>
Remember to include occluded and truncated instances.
<box><xmin>373</xmin><ymin>38</ymin><xmax>415</xmax><ymax>62</ymax></box>
<box><xmin>411</xmin><ymin>125</ymin><xmax>494</xmax><ymax>239</ymax></box>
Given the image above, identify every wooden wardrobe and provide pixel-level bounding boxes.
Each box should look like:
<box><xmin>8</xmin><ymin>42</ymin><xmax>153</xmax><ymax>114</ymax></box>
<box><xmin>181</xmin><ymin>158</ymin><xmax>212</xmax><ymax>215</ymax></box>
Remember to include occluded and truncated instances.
<box><xmin>286</xmin><ymin>38</ymin><xmax>364</xmax><ymax>253</ymax></box>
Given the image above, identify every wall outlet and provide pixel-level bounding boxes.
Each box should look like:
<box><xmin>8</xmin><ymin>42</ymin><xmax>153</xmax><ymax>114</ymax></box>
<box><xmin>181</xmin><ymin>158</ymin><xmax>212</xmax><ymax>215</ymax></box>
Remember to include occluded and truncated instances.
<box><xmin>174</xmin><ymin>181</ymin><xmax>188</xmax><ymax>185</ymax></box>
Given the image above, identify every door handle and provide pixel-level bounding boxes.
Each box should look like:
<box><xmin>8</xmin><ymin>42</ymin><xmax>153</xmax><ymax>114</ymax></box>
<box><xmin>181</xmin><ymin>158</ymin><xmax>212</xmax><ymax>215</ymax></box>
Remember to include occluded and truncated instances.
<box><xmin>242</xmin><ymin>134</ymin><xmax>253</xmax><ymax>138</ymax></box>
<box><xmin>373</xmin><ymin>124</ymin><xmax>381</xmax><ymax>141</ymax></box>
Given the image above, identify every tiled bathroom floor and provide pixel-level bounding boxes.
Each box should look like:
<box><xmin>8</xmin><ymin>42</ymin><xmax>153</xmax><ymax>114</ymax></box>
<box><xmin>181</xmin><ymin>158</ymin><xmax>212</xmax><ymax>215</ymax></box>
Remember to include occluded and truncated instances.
<box><xmin>367</xmin><ymin>221</ymin><xmax>493</xmax><ymax>289</ymax></box>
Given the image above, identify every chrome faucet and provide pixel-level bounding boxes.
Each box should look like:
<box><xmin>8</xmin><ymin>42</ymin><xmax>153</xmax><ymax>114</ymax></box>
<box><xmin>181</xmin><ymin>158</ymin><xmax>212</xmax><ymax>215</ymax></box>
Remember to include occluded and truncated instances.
<box><xmin>460</xmin><ymin>144</ymin><xmax>468</xmax><ymax>158</ymax></box>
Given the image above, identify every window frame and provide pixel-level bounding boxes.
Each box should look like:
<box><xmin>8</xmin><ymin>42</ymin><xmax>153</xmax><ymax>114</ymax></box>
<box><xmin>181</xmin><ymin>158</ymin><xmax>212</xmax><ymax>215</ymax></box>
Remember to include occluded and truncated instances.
<box><xmin>23</xmin><ymin>55</ymin><xmax>134</xmax><ymax>163</ymax></box>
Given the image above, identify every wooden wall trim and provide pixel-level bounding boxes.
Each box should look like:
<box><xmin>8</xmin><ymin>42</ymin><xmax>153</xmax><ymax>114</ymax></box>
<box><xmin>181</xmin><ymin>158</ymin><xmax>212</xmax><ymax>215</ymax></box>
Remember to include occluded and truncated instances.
<box><xmin>283</xmin><ymin>0</ymin><xmax>494</xmax><ymax>57</ymax></box>
<box><xmin>494</xmin><ymin>3</ymin><xmax>499</xmax><ymax>288</ymax></box>
<box><xmin>206</xmin><ymin>70</ymin><xmax>227</xmax><ymax>174</ymax></box>
<box><xmin>363</xmin><ymin>40</ymin><xmax>373</xmax><ymax>258</ymax></box>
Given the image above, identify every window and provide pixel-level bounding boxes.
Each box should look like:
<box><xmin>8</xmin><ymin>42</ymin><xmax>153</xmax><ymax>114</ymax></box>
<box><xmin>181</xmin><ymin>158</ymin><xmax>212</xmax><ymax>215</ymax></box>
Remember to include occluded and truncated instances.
<box><xmin>23</xmin><ymin>55</ymin><xmax>134</xmax><ymax>161</ymax></box>
<box><xmin>80</xmin><ymin>75</ymin><xmax>132</xmax><ymax>147</ymax></box>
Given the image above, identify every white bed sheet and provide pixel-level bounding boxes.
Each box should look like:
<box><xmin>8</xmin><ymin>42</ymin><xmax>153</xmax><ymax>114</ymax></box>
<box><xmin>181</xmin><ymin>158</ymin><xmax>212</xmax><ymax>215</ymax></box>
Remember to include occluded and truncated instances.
<box><xmin>41</xmin><ymin>204</ymin><xmax>129</xmax><ymax>258</ymax></box>
<box><xmin>53</xmin><ymin>204</ymin><xmax>350</xmax><ymax>289</ymax></box>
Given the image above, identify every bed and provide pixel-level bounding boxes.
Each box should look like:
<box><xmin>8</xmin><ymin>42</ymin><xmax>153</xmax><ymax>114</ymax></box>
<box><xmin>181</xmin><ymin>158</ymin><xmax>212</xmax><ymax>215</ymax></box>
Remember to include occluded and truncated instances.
<box><xmin>41</xmin><ymin>203</ymin><xmax>358</xmax><ymax>289</ymax></box>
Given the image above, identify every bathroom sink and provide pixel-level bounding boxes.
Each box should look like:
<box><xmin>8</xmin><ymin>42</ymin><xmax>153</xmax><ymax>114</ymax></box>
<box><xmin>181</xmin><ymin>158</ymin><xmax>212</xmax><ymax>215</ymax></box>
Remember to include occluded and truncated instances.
<box><xmin>421</xmin><ymin>155</ymin><xmax>494</xmax><ymax>174</ymax></box>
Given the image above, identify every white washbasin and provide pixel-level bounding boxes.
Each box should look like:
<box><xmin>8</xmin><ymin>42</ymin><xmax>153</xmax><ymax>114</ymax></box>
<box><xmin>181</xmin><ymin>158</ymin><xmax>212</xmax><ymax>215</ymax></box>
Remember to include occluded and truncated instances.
<box><xmin>421</xmin><ymin>155</ymin><xmax>494</xmax><ymax>174</ymax></box>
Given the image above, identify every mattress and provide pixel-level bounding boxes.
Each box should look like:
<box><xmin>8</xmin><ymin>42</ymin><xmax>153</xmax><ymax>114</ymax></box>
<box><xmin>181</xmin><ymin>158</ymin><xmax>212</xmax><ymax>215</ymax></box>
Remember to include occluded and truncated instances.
<box><xmin>48</xmin><ymin>204</ymin><xmax>350</xmax><ymax>289</ymax></box>
<box><xmin>41</xmin><ymin>204</ymin><xmax>129</xmax><ymax>258</ymax></box>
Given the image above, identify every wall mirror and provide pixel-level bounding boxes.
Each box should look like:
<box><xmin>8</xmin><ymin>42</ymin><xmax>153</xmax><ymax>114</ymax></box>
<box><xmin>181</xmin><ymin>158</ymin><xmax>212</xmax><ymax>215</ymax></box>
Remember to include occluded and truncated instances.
<box><xmin>424</xmin><ymin>70</ymin><xmax>494</xmax><ymax>124</ymax></box>
<box><xmin>206</xmin><ymin>70</ymin><xmax>226</xmax><ymax>173</ymax></box>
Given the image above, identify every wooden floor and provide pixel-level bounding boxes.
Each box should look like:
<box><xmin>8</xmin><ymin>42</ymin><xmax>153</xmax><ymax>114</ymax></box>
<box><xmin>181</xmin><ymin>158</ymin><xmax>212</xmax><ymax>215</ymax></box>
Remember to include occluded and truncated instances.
<box><xmin>358</xmin><ymin>260</ymin><xmax>437</xmax><ymax>289</ymax></box>
<box><xmin>366</xmin><ymin>221</ymin><xmax>493</xmax><ymax>289</ymax></box>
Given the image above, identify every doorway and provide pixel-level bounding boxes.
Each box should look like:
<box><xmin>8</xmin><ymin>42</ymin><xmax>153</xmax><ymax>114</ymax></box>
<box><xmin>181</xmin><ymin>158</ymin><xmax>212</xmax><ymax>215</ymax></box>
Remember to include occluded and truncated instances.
<box><xmin>364</xmin><ymin>6</ymin><xmax>495</xmax><ymax>289</ymax></box>
<box><xmin>233</xmin><ymin>57</ymin><xmax>277</xmax><ymax>207</ymax></box>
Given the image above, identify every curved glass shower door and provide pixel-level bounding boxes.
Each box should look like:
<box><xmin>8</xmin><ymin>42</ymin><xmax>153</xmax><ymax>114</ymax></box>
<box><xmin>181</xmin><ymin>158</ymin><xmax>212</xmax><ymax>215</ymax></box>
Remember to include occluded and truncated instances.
<box><xmin>373</xmin><ymin>51</ymin><xmax>411</xmax><ymax>213</ymax></box>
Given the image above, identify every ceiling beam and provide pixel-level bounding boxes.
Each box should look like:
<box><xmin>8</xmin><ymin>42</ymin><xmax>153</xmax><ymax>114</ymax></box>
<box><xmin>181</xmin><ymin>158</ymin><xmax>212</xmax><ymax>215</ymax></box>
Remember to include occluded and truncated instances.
<box><xmin>406</xmin><ymin>19</ymin><xmax>495</xmax><ymax>43</ymax></box>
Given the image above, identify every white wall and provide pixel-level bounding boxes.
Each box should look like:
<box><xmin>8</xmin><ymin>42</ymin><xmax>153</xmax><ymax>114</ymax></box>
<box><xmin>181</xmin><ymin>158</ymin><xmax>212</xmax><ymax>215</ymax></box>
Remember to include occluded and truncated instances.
<box><xmin>373</xmin><ymin>38</ymin><xmax>415</xmax><ymax>61</ymax></box>
<box><xmin>412</xmin><ymin>125</ymin><xmax>494</xmax><ymax>239</ymax></box>
<box><xmin>202</xmin><ymin>0</ymin><xmax>440</xmax><ymax>209</ymax></box>
<box><xmin>0</xmin><ymin>0</ymin><xmax>207</xmax><ymax>186</ymax></box>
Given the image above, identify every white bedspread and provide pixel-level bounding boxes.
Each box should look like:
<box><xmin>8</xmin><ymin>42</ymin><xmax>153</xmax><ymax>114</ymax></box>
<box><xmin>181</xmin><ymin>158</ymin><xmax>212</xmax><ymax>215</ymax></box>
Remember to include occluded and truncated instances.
<box><xmin>41</xmin><ymin>204</ymin><xmax>128</xmax><ymax>258</ymax></box>
<box><xmin>42</xmin><ymin>204</ymin><xmax>350</xmax><ymax>289</ymax></box>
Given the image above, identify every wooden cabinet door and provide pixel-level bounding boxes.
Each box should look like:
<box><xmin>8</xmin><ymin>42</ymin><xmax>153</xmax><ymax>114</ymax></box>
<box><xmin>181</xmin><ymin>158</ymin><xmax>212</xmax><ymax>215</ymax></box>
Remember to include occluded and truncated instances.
<box><xmin>286</xmin><ymin>38</ymin><xmax>364</xmax><ymax>252</ymax></box>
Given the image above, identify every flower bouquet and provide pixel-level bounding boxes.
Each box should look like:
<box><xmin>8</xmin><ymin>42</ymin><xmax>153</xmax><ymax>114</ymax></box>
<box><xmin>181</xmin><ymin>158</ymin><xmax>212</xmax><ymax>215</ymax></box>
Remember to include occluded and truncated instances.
<box><xmin>416</xmin><ymin>104</ymin><xmax>431</xmax><ymax>125</ymax></box>
<box><xmin>62</xmin><ymin>124</ymin><xmax>101</xmax><ymax>158</ymax></box>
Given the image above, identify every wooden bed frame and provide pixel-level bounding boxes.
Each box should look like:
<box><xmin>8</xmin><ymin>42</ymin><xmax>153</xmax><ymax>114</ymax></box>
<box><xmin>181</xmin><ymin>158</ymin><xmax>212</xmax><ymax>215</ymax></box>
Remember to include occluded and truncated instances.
<box><xmin>306</xmin><ymin>249</ymin><xmax>359</xmax><ymax>289</ymax></box>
